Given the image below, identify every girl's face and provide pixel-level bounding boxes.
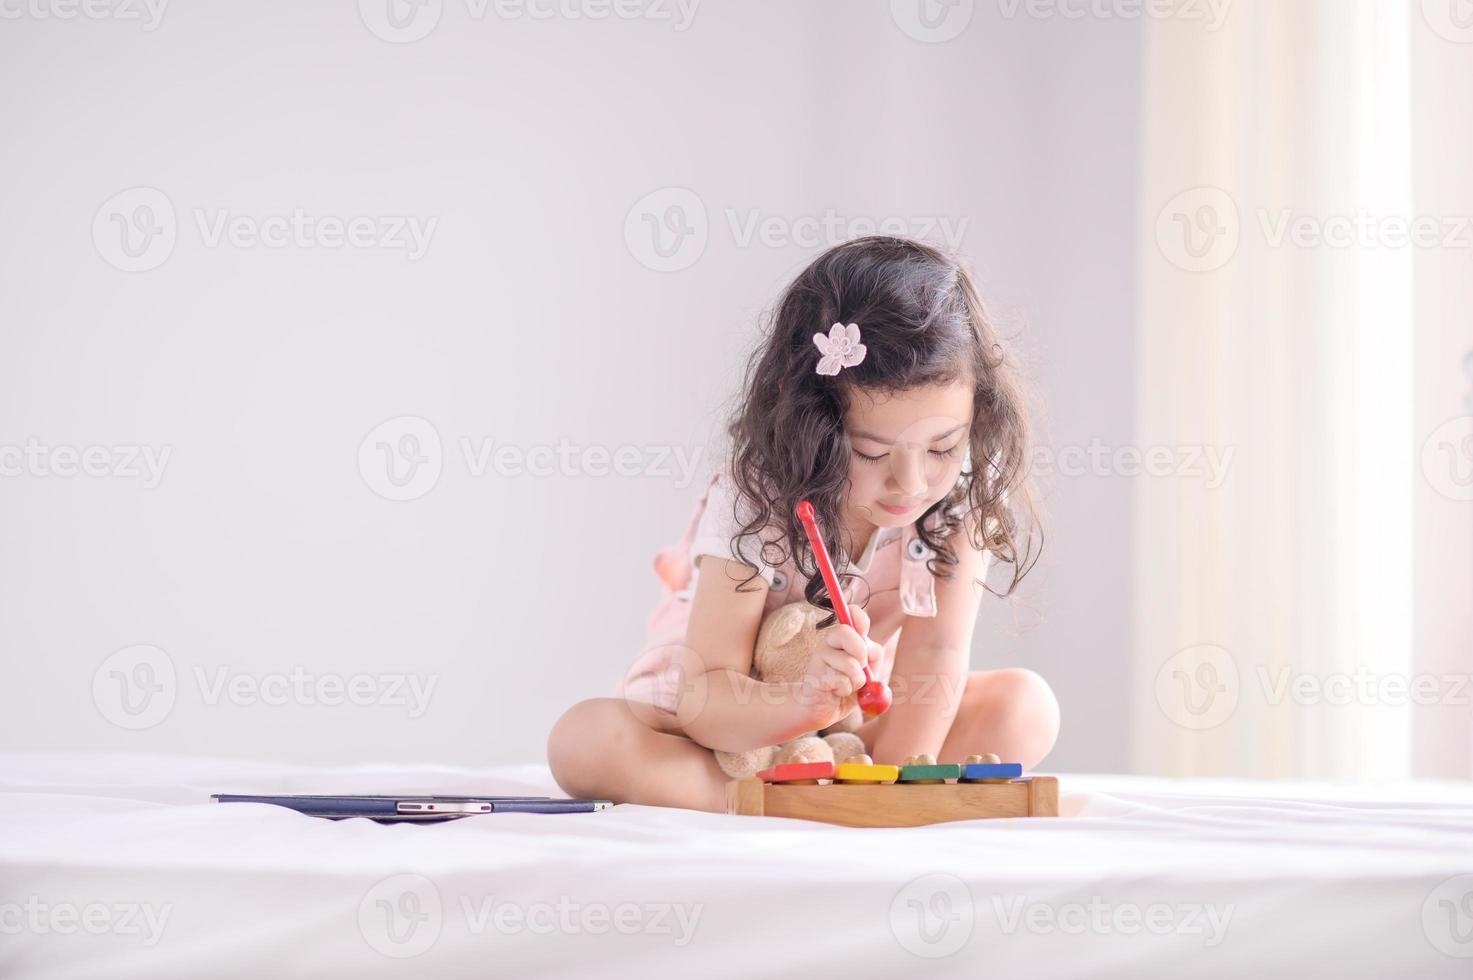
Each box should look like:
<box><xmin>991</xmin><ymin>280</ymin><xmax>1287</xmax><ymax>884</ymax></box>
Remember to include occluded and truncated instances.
<box><xmin>842</xmin><ymin>378</ymin><xmax>974</xmax><ymax>531</ymax></box>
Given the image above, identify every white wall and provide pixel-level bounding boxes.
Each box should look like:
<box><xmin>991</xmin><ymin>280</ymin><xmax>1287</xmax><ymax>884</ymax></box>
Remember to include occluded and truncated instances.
<box><xmin>0</xmin><ymin>0</ymin><xmax>1142</xmax><ymax>770</ymax></box>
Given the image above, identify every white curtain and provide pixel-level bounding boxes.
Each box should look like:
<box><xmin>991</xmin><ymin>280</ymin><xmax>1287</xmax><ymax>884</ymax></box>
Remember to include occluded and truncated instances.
<box><xmin>1133</xmin><ymin>0</ymin><xmax>1472</xmax><ymax>779</ymax></box>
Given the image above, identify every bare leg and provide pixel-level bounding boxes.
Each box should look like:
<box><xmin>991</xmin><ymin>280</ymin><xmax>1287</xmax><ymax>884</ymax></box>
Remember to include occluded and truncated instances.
<box><xmin>937</xmin><ymin>668</ymin><xmax>1059</xmax><ymax>767</ymax></box>
<box><xmin>547</xmin><ymin>698</ymin><xmax>731</xmax><ymax>812</ymax></box>
<box><xmin>858</xmin><ymin>668</ymin><xmax>1060</xmax><ymax>769</ymax></box>
<box><xmin>549</xmin><ymin>671</ymin><xmax>1059</xmax><ymax>811</ymax></box>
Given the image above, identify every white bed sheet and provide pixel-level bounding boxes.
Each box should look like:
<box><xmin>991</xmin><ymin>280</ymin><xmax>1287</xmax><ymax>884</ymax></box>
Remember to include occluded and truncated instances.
<box><xmin>2</xmin><ymin>752</ymin><xmax>1471</xmax><ymax>979</ymax></box>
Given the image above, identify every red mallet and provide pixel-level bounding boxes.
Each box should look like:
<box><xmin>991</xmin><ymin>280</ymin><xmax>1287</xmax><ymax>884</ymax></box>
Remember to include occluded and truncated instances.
<box><xmin>795</xmin><ymin>500</ymin><xmax>893</xmax><ymax>716</ymax></box>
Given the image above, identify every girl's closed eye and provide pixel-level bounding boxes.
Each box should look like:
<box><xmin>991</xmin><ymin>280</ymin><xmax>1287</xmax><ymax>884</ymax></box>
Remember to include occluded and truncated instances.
<box><xmin>851</xmin><ymin>441</ymin><xmax>964</xmax><ymax>464</ymax></box>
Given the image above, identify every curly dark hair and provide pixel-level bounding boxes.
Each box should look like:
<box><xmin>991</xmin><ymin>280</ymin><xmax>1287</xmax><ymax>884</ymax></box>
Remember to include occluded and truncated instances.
<box><xmin>722</xmin><ymin>236</ymin><xmax>1040</xmax><ymax>620</ymax></box>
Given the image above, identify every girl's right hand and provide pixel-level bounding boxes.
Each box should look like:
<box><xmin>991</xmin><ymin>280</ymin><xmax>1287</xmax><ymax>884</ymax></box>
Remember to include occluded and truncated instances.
<box><xmin>798</xmin><ymin>605</ymin><xmax>884</xmax><ymax>727</ymax></box>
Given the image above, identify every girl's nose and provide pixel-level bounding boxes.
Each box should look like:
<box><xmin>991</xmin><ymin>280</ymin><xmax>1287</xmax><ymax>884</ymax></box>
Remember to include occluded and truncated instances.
<box><xmin>889</xmin><ymin>446</ymin><xmax>930</xmax><ymax>497</ymax></box>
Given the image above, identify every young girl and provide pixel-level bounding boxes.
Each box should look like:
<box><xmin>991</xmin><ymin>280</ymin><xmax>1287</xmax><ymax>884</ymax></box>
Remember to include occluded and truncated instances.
<box><xmin>548</xmin><ymin>237</ymin><xmax>1059</xmax><ymax>811</ymax></box>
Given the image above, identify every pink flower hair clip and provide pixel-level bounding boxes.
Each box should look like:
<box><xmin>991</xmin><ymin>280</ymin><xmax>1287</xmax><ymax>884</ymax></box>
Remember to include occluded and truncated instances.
<box><xmin>813</xmin><ymin>322</ymin><xmax>866</xmax><ymax>376</ymax></box>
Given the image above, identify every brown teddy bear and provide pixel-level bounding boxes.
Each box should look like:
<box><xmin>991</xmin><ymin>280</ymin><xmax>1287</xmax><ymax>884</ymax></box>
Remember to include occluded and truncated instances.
<box><xmin>713</xmin><ymin>601</ymin><xmax>869</xmax><ymax>779</ymax></box>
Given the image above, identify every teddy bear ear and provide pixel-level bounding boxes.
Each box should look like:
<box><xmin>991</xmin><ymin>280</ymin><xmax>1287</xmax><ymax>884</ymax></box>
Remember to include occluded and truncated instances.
<box><xmin>762</xmin><ymin>604</ymin><xmax>807</xmax><ymax>648</ymax></box>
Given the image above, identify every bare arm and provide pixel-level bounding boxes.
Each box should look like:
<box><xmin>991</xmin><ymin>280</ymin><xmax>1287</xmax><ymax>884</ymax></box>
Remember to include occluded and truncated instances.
<box><xmin>675</xmin><ymin>557</ymin><xmax>873</xmax><ymax>753</ymax></box>
<box><xmin>870</xmin><ymin>526</ymin><xmax>991</xmax><ymax>763</ymax></box>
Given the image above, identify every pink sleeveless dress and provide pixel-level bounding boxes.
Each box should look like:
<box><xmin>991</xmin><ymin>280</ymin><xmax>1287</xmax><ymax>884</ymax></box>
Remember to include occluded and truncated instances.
<box><xmin>614</xmin><ymin>467</ymin><xmax>946</xmax><ymax>712</ymax></box>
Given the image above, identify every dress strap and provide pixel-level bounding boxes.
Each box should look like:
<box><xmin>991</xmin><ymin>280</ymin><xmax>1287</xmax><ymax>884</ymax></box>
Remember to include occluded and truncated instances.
<box><xmin>898</xmin><ymin>522</ymin><xmax>939</xmax><ymax>617</ymax></box>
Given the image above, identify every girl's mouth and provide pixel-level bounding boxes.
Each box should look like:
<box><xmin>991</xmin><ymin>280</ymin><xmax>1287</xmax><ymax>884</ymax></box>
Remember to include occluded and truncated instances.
<box><xmin>878</xmin><ymin>500</ymin><xmax>919</xmax><ymax>516</ymax></box>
